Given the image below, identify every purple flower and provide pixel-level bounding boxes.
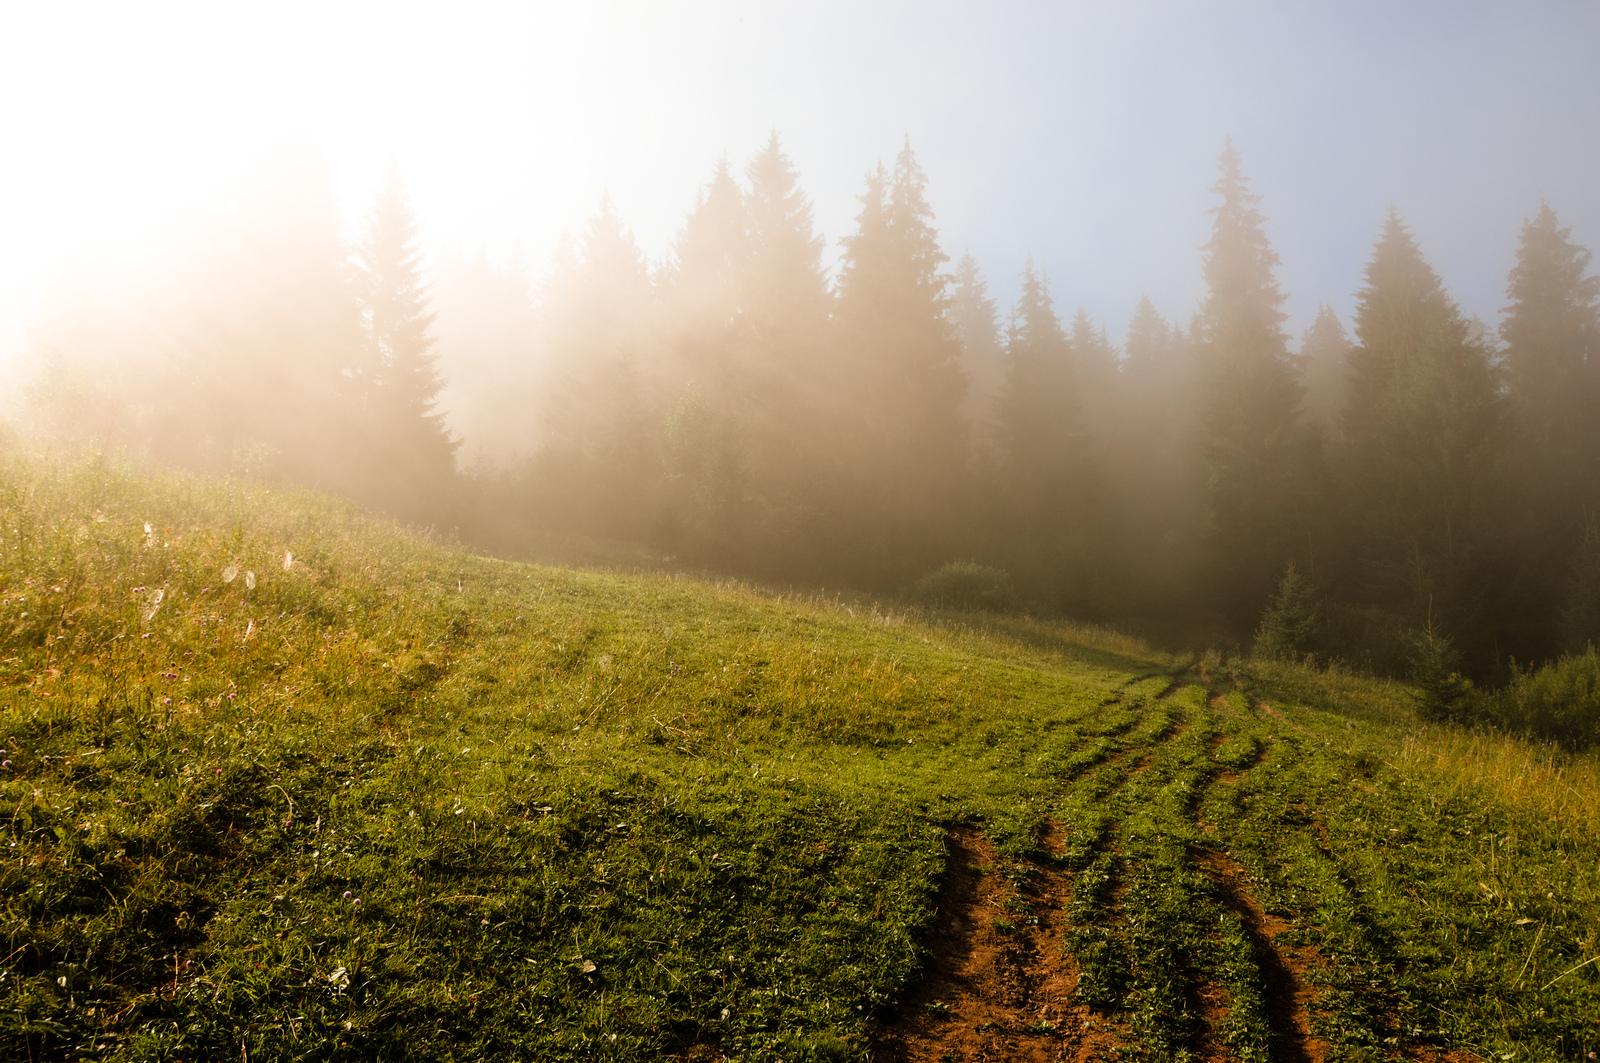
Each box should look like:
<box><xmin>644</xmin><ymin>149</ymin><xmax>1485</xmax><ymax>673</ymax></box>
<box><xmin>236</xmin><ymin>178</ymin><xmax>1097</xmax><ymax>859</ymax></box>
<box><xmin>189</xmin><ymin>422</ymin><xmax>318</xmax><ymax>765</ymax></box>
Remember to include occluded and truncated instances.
<box><xmin>214</xmin><ymin>768</ymin><xmax>223</xmax><ymax>775</ymax></box>
<box><xmin>162</xmin><ymin>698</ymin><xmax>172</xmax><ymax>705</ymax></box>
<box><xmin>343</xmin><ymin>891</ymin><xmax>352</xmax><ymax>900</ymax></box>
<box><xmin>1</xmin><ymin>761</ymin><xmax>11</xmax><ymax>770</ymax></box>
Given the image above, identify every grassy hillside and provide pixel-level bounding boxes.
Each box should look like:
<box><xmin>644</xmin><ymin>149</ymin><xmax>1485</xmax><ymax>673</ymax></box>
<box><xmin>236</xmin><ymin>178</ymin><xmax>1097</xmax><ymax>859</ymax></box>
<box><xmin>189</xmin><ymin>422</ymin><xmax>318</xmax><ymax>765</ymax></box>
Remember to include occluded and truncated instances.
<box><xmin>3</xmin><ymin>452</ymin><xmax>1598</xmax><ymax>1062</ymax></box>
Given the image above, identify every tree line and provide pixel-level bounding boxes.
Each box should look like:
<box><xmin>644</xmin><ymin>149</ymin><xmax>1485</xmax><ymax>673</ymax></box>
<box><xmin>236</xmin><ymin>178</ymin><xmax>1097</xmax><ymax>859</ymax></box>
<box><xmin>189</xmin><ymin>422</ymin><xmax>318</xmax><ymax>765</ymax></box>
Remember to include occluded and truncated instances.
<box><xmin>20</xmin><ymin>138</ymin><xmax>1600</xmax><ymax>693</ymax></box>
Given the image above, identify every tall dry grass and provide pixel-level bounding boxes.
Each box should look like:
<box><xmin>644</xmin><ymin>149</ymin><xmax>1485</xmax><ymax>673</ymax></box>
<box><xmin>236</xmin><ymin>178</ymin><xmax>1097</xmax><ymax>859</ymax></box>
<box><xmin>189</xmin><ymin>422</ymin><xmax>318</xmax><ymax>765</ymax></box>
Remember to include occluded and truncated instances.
<box><xmin>1394</xmin><ymin>725</ymin><xmax>1600</xmax><ymax>840</ymax></box>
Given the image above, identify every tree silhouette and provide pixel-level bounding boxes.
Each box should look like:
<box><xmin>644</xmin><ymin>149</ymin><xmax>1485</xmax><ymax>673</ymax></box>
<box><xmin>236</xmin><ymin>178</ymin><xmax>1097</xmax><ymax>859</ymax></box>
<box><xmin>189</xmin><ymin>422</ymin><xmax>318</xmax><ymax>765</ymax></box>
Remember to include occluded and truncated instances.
<box><xmin>1498</xmin><ymin>201</ymin><xmax>1600</xmax><ymax>656</ymax></box>
<box><xmin>1337</xmin><ymin>210</ymin><xmax>1502</xmax><ymax>655</ymax></box>
<box><xmin>1193</xmin><ymin>140</ymin><xmax>1313</xmax><ymax>625</ymax></box>
<box><xmin>355</xmin><ymin>159</ymin><xmax>457</xmax><ymax>517</ymax></box>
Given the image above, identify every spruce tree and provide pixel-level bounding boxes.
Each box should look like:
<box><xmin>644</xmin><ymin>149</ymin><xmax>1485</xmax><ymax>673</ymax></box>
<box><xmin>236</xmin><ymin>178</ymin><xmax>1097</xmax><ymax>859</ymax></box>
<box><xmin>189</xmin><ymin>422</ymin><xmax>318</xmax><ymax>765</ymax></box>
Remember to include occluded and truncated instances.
<box><xmin>1066</xmin><ymin>306</ymin><xmax>1120</xmax><ymax>444</ymax></box>
<box><xmin>1193</xmin><ymin>140</ymin><xmax>1313</xmax><ymax>626</ymax></box>
<box><xmin>659</xmin><ymin>159</ymin><xmax>757</xmax><ymax>559</ymax></box>
<box><xmin>744</xmin><ymin>133</ymin><xmax>831</xmax><ymax>336</ymax></box>
<box><xmin>355</xmin><ymin>160</ymin><xmax>457</xmax><ymax>516</ymax></box>
<box><xmin>835</xmin><ymin>139</ymin><xmax>966</xmax><ymax>486</ymax></box>
<box><xmin>164</xmin><ymin>150</ymin><xmax>366</xmax><ymax>486</ymax></box>
<box><xmin>532</xmin><ymin>196</ymin><xmax>661</xmax><ymax>540</ymax></box>
<box><xmin>833</xmin><ymin>139</ymin><xmax>967</xmax><ymax>582</ymax></box>
<box><xmin>948</xmin><ymin>251</ymin><xmax>1004</xmax><ymax>457</ymax></box>
<box><xmin>1297</xmin><ymin>303</ymin><xmax>1352</xmax><ymax>433</ymax></box>
<box><xmin>1498</xmin><ymin>201</ymin><xmax>1600</xmax><ymax>658</ymax></box>
<box><xmin>1112</xmin><ymin>296</ymin><xmax>1207</xmax><ymax>614</ymax></box>
<box><xmin>994</xmin><ymin>263</ymin><xmax>1091</xmax><ymax>602</ymax></box>
<box><xmin>1338</xmin><ymin>210</ymin><xmax>1502</xmax><ymax>656</ymax></box>
<box><xmin>670</xmin><ymin>155</ymin><xmax>751</xmax><ymax>331</ymax></box>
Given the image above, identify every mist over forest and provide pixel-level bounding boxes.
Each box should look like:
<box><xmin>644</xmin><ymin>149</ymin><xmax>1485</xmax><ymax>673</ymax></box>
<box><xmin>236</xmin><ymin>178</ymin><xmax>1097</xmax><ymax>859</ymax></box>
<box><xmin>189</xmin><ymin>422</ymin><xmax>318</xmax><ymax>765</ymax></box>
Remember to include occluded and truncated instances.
<box><xmin>10</xmin><ymin>123</ymin><xmax>1600</xmax><ymax>734</ymax></box>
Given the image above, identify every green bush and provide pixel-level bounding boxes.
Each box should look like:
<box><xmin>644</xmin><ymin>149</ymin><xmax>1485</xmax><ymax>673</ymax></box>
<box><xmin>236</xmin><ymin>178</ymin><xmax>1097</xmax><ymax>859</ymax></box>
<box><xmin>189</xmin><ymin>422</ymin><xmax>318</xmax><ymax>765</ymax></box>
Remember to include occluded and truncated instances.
<box><xmin>1497</xmin><ymin>646</ymin><xmax>1600</xmax><ymax>749</ymax></box>
<box><xmin>1252</xmin><ymin>563</ymin><xmax>1322</xmax><ymax>661</ymax></box>
<box><xmin>1409</xmin><ymin>627</ymin><xmax>1479</xmax><ymax>724</ymax></box>
<box><xmin>910</xmin><ymin>561</ymin><xmax>1017</xmax><ymax>613</ymax></box>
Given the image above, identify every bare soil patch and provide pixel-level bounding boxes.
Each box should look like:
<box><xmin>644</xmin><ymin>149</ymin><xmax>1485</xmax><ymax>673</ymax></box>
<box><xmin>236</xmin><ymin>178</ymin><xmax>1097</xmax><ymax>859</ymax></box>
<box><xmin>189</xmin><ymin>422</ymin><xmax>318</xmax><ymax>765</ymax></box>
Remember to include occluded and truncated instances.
<box><xmin>871</xmin><ymin>827</ymin><xmax>1127</xmax><ymax>1063</ymax></box>
<box><xmin>1196</xmin><ymin>850</ymin><xmax>1329</xmax><ymax>1063</ymax></box>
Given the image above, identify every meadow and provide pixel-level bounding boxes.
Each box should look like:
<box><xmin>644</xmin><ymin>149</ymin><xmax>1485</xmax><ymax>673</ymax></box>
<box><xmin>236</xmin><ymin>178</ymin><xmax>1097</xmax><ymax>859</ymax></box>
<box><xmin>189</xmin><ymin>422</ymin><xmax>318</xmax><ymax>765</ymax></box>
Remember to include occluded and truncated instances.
<box><xmin>3</xmin><ymin>450</ymin><xmax>1598</xmax><ymax>1061</ymax></box>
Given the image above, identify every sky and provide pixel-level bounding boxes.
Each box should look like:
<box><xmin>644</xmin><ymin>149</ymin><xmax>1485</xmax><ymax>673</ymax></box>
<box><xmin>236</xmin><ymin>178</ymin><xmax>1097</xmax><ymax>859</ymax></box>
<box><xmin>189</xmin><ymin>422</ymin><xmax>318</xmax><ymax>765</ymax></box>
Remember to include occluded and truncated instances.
<box><xmin>2</xmin><ymin>0</ymin><xmax>1597</xmax><ymax>382</ymax></box>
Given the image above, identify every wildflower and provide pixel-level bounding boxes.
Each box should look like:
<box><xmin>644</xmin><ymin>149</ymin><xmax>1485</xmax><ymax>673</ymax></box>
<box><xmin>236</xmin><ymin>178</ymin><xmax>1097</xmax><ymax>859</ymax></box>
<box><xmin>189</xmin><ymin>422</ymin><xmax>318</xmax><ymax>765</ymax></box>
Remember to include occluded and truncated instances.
<box><xmin>1</xmin><ymin>761</ymin><xmax>10</xmax><ymax>770</ymax></box>
<box><xmin>343</xmin><ymin>891</ymin><xmax>352</xmax><ymax>900</ymax></box>
<box><xmin>227</xmin><ymin>692</ymin><xmax>237</xmax><ymax>699</ymax></box>
<box><xmin>162</xmin><ymin>698</ymin><xmax>172</xmax><ymax>705</ymax></box>
<box><xmin>245</xmin><ymin>571</ymin><xmax>257</xmax><ymax>591</ymax></box>
<box><xmin>214</xmin><ymin>768</ymin><xmax>222</xmax><ymax>775</ymax></box>
<box><xmin>283</xmin><ymin>551</ymin><xmax>293</xmax><ymax>570</ymax></box>
<box><xmin>353</xmin><ymin>898</ymin><xmax>361</xmax><ymax>905</ymax></box>
<box><xmin>222</xmin><ymin>565</ymin><xmax>239</xmax><ymax>584</ymax></box>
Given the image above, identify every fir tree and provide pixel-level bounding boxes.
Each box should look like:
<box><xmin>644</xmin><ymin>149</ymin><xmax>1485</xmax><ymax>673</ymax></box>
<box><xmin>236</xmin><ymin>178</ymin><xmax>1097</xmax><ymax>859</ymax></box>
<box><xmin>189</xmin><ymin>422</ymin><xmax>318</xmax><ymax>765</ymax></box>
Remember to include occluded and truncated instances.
<box><xmin>1193</xmin><ymin>140</ymin><xmax>1313</xmax><ymax>625</ymax></box>
<box><xmin>1338</xmin><ymin>210</ymin><xmax>1502</xmax><ymax>653</ymax></box>
<box><xmin>994</xmin><ymin>263</ymin><xmax>1092</xmax><ymax>601</ymax></box>
<box><xmin>532</xmin><ymin>196</ymin><xmax>661</xmax><ymax>540</ymax></box>
<box><xmin>1297</xmin><ymin>303</ymin><xmax>1351</xmax><ymax>433</ymax></box>
<box><xmin>1066</xmin><ymin>306</ymin><xmax>1120</xmax><ymax>445</ymax></box>
<box><xmin>948</xmin><ymin>251</ymin><xmax>1004</xmax><ymax>455</ymax></box>
<box><xmin>355</xmin><ymin>160</ymin><xmax>457</xmax><ymax>514</ymax></box>
<box><xmin>670</xmin><ymin>155</ymin><xmax>751</xmax><ymax>330</ymax></box>
<box><xmin>1123</xmin><ymin>296</ymin><xmax>1175</xmax><ymax>383</ymax></box>
<box><xmin>738</xmin><ymin>134</ymin><xmax>832</xmax><ymax>461</ymax></box>
<box><xmin>164</xmin><ymin>150</ymin><xmax>366</xmax><ymax>486</ymax></box>
<box><xmin>1498</xmin><ymin>201</ymin><xmax>1600</xmax><ymax>659</ymax></box>
<box><xmin>1253</xmin><ymin>562</ymin><xmax>1323</xmax><ymax>661</ymax></box>
<box><xmin>1110</xmin><ymin>295</ymin><xmax>1207</xmax><ymax>611</ymax></box>
<box><xmin>744</xmin><ymin>133</ymin><xmax>830</xmax><ymax>335</ymax></box>
<box><xmin>831</xmin><ymin>139</ymin><xmax>967</xmax><ymax>582</ymax></box>
<box><xmin>835</xmin><ymin>138</ymin><xmax>966</xmax><ymax>481</ymax></box>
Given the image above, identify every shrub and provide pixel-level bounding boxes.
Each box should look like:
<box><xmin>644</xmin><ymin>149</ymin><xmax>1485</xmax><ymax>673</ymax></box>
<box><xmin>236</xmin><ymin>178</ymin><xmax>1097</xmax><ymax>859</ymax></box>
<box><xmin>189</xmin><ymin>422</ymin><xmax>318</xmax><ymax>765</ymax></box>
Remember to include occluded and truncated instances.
<box><xmin>1409</xmin><ymin>626</ymin><xmax>1479</xmax><ymax>724</ymax></box>
<box><xmin>1252</xmin><ymin>563</ymin><xmax>1322</xmax><ymax>661</ymax></box>
<box><xmin>911</xmin><ymin>562</ymin><xmax>1017</xmax><ymax>613</ymax></box>
<box><xmin>1497</xmin><ymin>647</ymin><xmax>1600</xmax><ymax>750</ymax></box>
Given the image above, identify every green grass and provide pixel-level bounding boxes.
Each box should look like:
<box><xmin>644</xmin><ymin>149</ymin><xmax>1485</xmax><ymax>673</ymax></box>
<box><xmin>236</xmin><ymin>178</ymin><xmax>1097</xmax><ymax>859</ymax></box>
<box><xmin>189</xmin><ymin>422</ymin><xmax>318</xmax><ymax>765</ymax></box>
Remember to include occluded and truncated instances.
<box><xmin>3</xmin><ymin>450</ymin><xmax>1599</xmax><ymax>1061</ymax></box>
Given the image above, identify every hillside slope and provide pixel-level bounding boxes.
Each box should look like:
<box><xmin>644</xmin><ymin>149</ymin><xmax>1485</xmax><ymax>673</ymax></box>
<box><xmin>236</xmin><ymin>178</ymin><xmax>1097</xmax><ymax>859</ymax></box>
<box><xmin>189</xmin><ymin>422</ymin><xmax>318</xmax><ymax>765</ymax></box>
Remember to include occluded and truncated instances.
<box><xmin>2</xmin><ymin>453</ymin><xmax>1597</xmax><ymax>1061</ymax></box>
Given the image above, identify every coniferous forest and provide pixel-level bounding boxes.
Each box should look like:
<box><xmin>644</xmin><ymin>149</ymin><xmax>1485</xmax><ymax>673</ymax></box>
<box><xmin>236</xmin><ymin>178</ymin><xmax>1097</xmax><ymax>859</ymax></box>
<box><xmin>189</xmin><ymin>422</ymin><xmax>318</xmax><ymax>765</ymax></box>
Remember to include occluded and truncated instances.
<box><xmin>20</xmin><ymin>136</ymin><xmax>1600</xmax><ymax>734</ymax></box>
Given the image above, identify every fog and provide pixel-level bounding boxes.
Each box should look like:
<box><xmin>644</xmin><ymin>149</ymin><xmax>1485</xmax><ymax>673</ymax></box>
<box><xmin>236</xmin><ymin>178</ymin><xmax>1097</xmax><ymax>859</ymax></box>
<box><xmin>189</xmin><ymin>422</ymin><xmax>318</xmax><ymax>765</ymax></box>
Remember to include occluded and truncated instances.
<box><xmin>5</xmin><ymin>2</ymin><xmax>1600</xmax><ymax>684</ymax></box>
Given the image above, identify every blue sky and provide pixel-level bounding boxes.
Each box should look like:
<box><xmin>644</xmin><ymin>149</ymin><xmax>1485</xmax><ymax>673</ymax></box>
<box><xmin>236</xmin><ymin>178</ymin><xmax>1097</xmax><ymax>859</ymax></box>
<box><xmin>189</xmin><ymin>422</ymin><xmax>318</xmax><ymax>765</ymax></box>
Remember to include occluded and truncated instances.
<box><xmin>1</xmin><ymin>0</ymin><xmax>1596</xmax><ymax>369</ymax></box>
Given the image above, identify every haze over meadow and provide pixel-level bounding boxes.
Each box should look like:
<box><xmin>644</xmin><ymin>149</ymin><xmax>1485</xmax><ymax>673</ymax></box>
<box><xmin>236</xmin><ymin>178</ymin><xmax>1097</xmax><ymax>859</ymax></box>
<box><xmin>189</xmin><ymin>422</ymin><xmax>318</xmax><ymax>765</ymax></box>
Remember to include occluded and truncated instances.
<box><xmin>6</xmin><ymin>0</ymin><xmax>1600</xmax><ymax>718</ymax></box>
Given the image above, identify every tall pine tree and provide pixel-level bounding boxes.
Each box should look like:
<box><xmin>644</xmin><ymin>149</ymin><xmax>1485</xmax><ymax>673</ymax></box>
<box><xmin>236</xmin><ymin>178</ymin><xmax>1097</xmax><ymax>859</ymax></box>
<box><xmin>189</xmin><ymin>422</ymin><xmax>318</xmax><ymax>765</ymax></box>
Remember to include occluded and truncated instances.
<box><xmin>161</xmin><ymin>149</ymin><xmax>366</xmax><ymax>487</ymax></box>
<box><xmin>1499</xmin><ymin>201</ymin><xmax>1600</xmax><ymax>656</ymax></box>
<box><xmin>1337</xmin><ymin>210</ymin><xmax>1502</xmax><ymax>660</ymax></box>
<box><xmin>948</xmin><ymin>251</ymin><xmax>1004</xmax><ymax>459</ymax></box>
<box><xmin>530</xmin><ymin>195</ymin><xmax>662</xmax><ymax>541</ymax></box>
<box><xmin>1111</xmin><ymin>295</ymin><xmax>1207</xmax><ymax>613</ymax></box>
<box><xmin>1297</xmin><ymin>303</ymin><xmax>1352</xmax><ymax>433</ymax></box>
<box><xmin>355</xmin><ymin>160</ymin><xmax>457</xmax><ymax>518</ymax></box>
<box><xmin>1193</xmin><ymin>140</ymin><xmax>1313</xmax><ymax>627</ymax></box>
<box><xmin>993</xmin><ymin>263</ymin><xmax>1094</xmax><ymax>604</ymax></box>
<box><xmin>832</xmin><ymin>139</ymin><xmax>966</xmax><ymax>486</ymax></box>
<box><xmin>834</xmin><ymin>140</ymin><xmax>967</xmax><ymax>536</ymax></box>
